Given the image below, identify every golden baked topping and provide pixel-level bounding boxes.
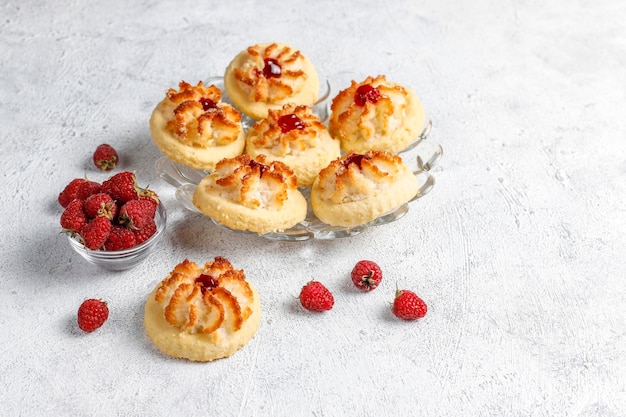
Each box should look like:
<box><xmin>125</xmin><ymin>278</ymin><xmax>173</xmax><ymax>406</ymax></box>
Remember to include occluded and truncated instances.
<box><xmin>162</xmin><ymin>81</ymin><xmax>242</xmax><ymax>147</ymax></box>
<box><xmin>315</xmin><ymin>150</ymin><xmax>406</xmax><ymax>204</ymax></box>
<box><xmin>246</xmin><ymin>104</ymin><xmax>327</xmax><ymax>157</ymax></box>
<box><xmin>329</xmin><ymin>75</ymin><xmax>410</xmax><ymax>143</ymax></box>
<box><xmin>233</xmin><ymin>43</ymin><xmax>309</xmax><ymax>104</ymax></box>
<box><xmin>210</xmin><ymin>154</ymin><xmax>298</xmax><ymax>209</ymax></box>
<box><xmin>154</xmin><ymin>258</ymin><xmax>254</xmax><ymax>335</ymax></box>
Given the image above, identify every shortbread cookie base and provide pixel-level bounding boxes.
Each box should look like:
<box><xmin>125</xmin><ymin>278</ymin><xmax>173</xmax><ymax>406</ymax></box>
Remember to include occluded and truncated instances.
<box><xmin>150</xmin><ymin>102</ymin><xmax>245</xmax><ymax>171</ymax></box>
<box><xmin>144</xmin><ymin>283</ymin><xmax>261</xmax><ymax>362</ymax></box>
<box><xmin>192</xmin><ymin>178</ymin><xmax>308</xmax><ymax>234</ymax></box>
<box><xmin>245</xmin><ymin>131</ymin><xmax>340</xmax><ymax>187</ymax></box>
<box><xmin>310</xmin><ymin>170</ymin><xmax>419</xmax><ymax>227</ymax></box>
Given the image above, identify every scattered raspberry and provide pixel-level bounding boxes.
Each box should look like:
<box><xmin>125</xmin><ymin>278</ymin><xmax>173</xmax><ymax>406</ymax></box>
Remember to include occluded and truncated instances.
<box><xmin>392</xmin><ymin>289</ymin><xmax>427</xmax><ymax>320</ymax></box>
<box><xmin>93</xmin><ymin>144</ymin><xmax>119</xmax><ymax>171</ymax></box>
<box><xmin>119</xmin><ymin>199</ymin><xmax>156</xmax><ymax>230</ymax></box>
<box><xmin>84</xmin><ymin>192</ymin><xmax>117</xmax><ymax>219</ymax></box>
<box><xmin>77</xmin><ymin>299</ymin><xmax>109</xmax><ymax>332</ymax></box>
<box><xmin>58</xmin><ymin>178</ymin><xmax>87</xmax><ymax>208</ymax></box>
<box><xmin>101</xmin><ymin>171</ymin><xmax>138</xmax><ymax>204</ymax></box>
<box><xmin>299</xmin><ymin>281</ymin><xmax>334</xmax><ymax>312</ymax></box>
<box><xmin>133</xmin><ymin>218</ymin><xmax>157</xmax><ymax>245</ymax></box>
<box><xmin>80</xmin><ymin>216</ymin><xmax>112</xmax><ymax>250</ymax></box>
<box><xmin>104</xmin><ymin>225</ymin><xmax>137</xmax><ymax>251</ymax></box>
<box><xmin>350</xmin><ymin>260</ymin><xmax>383</xmax><ymax>291</ymax></box>
<box><xmin>60</xmin><ymin>199</ymin><xmax>88</xmax><ymax>234</ymax></box>
<box><xmin>75</xmin><ymin>180</ymin><xmax>102</xmax><ymax>201</ymax></box>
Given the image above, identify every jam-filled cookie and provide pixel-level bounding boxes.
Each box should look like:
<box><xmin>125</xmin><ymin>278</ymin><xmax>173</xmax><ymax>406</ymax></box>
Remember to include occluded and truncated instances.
<box><xmin>311</xmin><ymin>150</ymin><xmax>419</xmax><ymax>227</ymax></box>
<box><xmin>192</xmin><ymin>154</ymin><xmax>307</xmax><ymax>234</ymax></box>
<box><xmin>329</xmin><ymin>75</ymin><xmax>426</xmax><ymax>154</ymax></box>
<box><xmin>150</xmin><ymin>81</ymin><xmax>245</xmax><ymax>170</ymax></box>
<box><xmin>144</xmin><ymin>257</ymin><xmax>261</xmax><ymax>362</ymax></box>
<box><xmin>224</xmin><ymin>42</ymin><xmax>320</xmax><ymax>120</ymax></box>
<box><xmin>245</xmin><ymin>104</ymin><xmax>340</xmax><ymax>187</ymax></box>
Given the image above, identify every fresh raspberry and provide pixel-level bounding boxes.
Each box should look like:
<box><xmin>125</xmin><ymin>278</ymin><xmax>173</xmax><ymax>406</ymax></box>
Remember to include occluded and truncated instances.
<box><xmin>58</xmin><ymin>178</ymin><xmax>87</xmax><ymax>208</ymax></box>
<box><xmin>80</xmin><ymin>216</ymin><xmax>112</xmax><ymax>250</ymax></box>
<box><xmin>104</xmin><ymin>225</ymin><xmax>137</xmax><ymax>251</ymax></box>
<box><xmin>139</xmin><ymin>195</ymin><xmax>159</xmax><ymax>217</ymax></box>
<box><xmin>77</xmin><ymin>299</ymin><xmax>109</xmax><ymax>332</ymax></box>
<box><xmin>75</xmin><ymin>180</ymin><xmax>102</xmax><ymax>201</ymax></box>
<box><xmin>133</xmin><ymin>218</ymin><xmax>157</xmax><ymax>245</ymax></box>
<box><xmin>350</xmin><ymin>260</ymin><xmax>383</xmax><ymax>291</ymax></box>
<box><xmin>119</xmin><ymin>199</ymin><xmax>155</xmax><ymax>229</ymax></box>
<box><xmin>93</xmin><ymin>144</ymin><xmax>119</xmax><ymax>171</ymax></box>
<box><xmin>392</xmin><ymin>289</ymin><xmax>427</xmax><ymax>320</ymax></box>
<box><xmin>101</xmin><ymin>171</ymin><xmax>138</xmax><ymax>204</ymax></box>
<box><xmin>139</xmin><ymin>188</ymin><xmax>160</xmax><ymax>205</ymax></box>
<box><xmin>299</xmin><ymin>281</ymin><xmax>334</xmax><ymax>312</ymax></box>
<box><xmin>60</xmin><ymin>199</ymin><xmax>88</xmax><ymax>234</ymax></box>
<box><xmin>84</xmin><ymin>192</ymin><xmax>117</xmax><ymax>220</ymax></box>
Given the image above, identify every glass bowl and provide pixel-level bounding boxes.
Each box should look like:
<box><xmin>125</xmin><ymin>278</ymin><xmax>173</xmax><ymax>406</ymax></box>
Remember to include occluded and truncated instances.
<box><xmin>66</xmin><ymin>203</ymin><xmax>167</xmax><ymax>271</ymax></box>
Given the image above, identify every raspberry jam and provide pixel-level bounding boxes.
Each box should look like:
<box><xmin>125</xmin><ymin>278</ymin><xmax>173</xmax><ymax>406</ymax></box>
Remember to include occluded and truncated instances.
<box><xmin>343</xmin><ymin>153</ymin><xmax>367</xmax><ymax>169</ymax></box>
<box><xmin>249</xmin><ymin>159</ymin><xmax>269</xmax><ymax>176</ymax></box>
<box><xmin>263</xmin><ymin>58</ymin><xmax>282</xmax><ymax>78</ymax></box>
<box><xmin>199</xmin><ymin>97</ymin><xmax>217</xmax><ymax>111</ymax></box>
<box><xmin>196</xmin><ymin>274</ymin><xmax>218</xmax><ymax>293</ymax></box>
<box><xmin>354</xmin><ymin>84</ymin><xmax>381</xmax><ymax>106</ymax></box>
<box><xmin>277</xmin><ymin>114</ymin><xmax>305</xmax><ymax>133</ymax></box>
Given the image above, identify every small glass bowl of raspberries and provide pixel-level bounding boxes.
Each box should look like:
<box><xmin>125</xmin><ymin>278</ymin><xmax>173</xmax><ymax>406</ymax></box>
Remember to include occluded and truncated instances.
<box><xmin>60</xmin><ymin>171</ymin><xmax>167</xmax><ymax>271</ymax></box>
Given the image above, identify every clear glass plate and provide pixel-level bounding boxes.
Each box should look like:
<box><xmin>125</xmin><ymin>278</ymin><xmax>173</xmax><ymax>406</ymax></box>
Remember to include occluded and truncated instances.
<box><xmin>155</xmin><ymin>74</ymin><xmax>443</xmax><ymax>241</ymax></box>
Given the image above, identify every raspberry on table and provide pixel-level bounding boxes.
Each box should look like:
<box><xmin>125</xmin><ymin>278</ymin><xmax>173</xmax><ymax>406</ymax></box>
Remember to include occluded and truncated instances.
<box><xmin>299</xmin><ymin>281</ymin><xmax>334</xmax><ymax>312</ymax></box>
<box><xmin>77</xmin><ymin>299</ymin><xmax>109</xmax><ymax>332</ymax></box>
<box><xmin>93</xmin><ymin>144</ymin><xmax>119</xmax><ymax>171</ymax></box>
<box><xmin>350</xmin><ymin>260</ymin><xmax>383</xmax><ymax>292</ymax></box>
<box><xmin>392</xmin><ymin>289</ymin><xmax>427</xmax><ymax>320</ymax></box>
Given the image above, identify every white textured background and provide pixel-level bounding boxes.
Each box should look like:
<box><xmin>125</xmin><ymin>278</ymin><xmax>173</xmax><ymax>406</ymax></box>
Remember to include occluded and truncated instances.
<box><xmin>1</xmin><ymin>0</ymin><xmax>625</xmax><ymax>416</ymax></box>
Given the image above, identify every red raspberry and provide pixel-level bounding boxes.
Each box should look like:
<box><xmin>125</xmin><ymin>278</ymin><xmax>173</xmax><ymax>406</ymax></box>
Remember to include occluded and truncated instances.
<box><xmin>139</xmin><ymin>188</ymin><xmax>160</xmax><ymax>205</ymax></box>
<box><xmin>58</xmin><ymin>178</ymin><xmax>87</xmax><ymax>208</ymax></box>
<box><xmin>80</xmin><ymin>216</ymin><xmax>112</xmax><ymax>250</ymax></box>
<box><xmin>392</xmin><ymin>289</ymin><xmax>427</xmax><ymax>320</ymax></box>
<box><xmin>133</xmin><ymin>218</ymin><xmax>157</xmax><ymax>245</ymax></box>
<box><xmin>350</xmin><ymin>260</ymin><xmax>383</xmax><ymax>291</ymax></box>
<box><xmin>93</xmin><ymin>144</ymin><xmax>119</xmax><ymax>171</ymax></box>
<box><xmin>60</xmin><ymin>199</ymin><xmax>88</xmax><ymax>234</ymax></box>
<box><xmin>101</xmin><ymin>171</ymin><xmax>138</xmax><ymax>204</ymax></box>
<box><xmin>75</xmin><ymin>180</ymin><xmax>102</xmax><ymax>201</ymax></box>
<box><xmin>299</xmin><ymin>281</ymin><xmax>334</xmax><ymax>312</ymax></box>
<box><xmin>119</xmin><ymin>199</ymin><xmax>155</xmax><ymax>229</ymax></box>
<box><xmin>84</xmin><ymin>192</ymin><xmax>117</xmax><ymax>220</ymax></box>
<box><xmin>77</xmin><ymin>299</ymin><xmax>109</xmax><ymax>332</ymax></box>
<box><xmin>104</xmin><ymin>225</ymin><xmax>137</xmax><ymax>251</ymax></box>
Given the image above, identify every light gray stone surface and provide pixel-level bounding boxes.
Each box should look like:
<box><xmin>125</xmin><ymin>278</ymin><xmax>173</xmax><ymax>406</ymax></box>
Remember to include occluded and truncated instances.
<box><xmin>1</xmin><ymin>0</ymin><xmax>625</xmax><ymax>416</ymax></box>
